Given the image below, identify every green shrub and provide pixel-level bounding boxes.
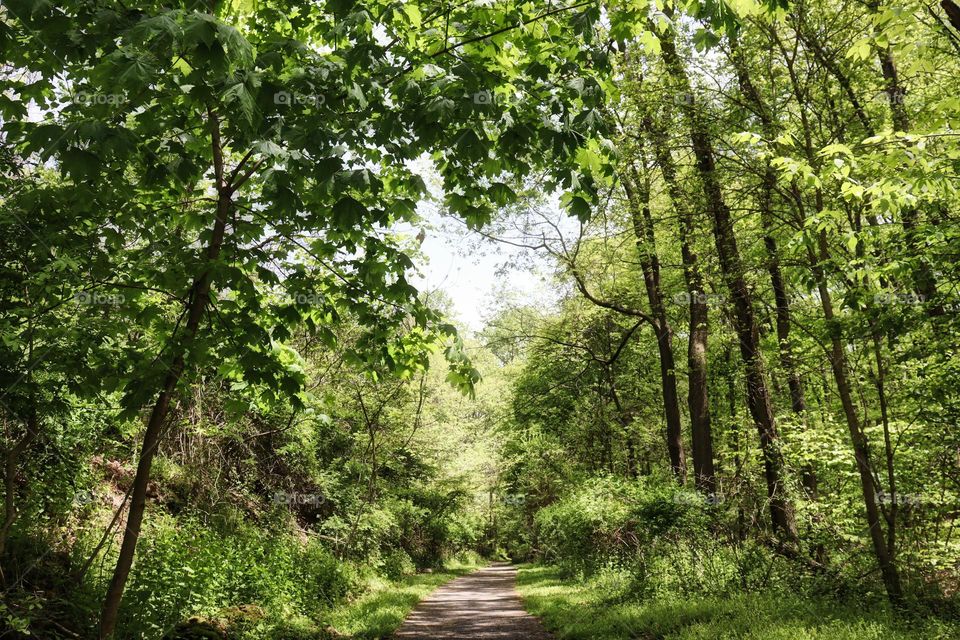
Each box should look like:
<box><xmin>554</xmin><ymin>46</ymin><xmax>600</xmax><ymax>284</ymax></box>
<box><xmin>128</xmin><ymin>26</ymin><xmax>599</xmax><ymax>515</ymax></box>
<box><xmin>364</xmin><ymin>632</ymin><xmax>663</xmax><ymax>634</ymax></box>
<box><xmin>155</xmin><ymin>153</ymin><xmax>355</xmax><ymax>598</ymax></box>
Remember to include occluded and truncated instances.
<box><xmin>535</xmin><ymin>477</ymin><xmax>712</xmax><ymax>577</ymax></box>
<box><xmin>116</xmin><ymin>514</ymin><xmax>356</xmax><ymax>638</ymax></box>
<box><xmin>381</xmin><ymin>549</ymin><xmax>417</xmax><ymax>580</ymax></box>
<box><xmin>535</xmin><ymin>476</ymin><xmax>634</xmax><ymax>574</ymax></box>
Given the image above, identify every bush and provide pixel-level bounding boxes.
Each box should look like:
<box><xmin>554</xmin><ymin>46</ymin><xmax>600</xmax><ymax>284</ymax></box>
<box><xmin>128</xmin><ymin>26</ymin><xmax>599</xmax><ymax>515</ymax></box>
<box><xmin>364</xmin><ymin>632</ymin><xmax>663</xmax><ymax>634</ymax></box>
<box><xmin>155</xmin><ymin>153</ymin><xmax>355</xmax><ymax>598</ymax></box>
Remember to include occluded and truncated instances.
<box><xmin>535</xmin><ymin>476</ymin><xmax>635</xmax><ymax>574</ymax></box>
<box><xmin>535</xmin><ymin>477</ymin><xmax>712</xmax><ymax>576</ymax></box>
<box><xmin>381</xmin><ymin>549</ymin><xmax>416</xmax><ymax>580</ymax></box>
<box><xmin>116</xmin><ymin>514</ymin><xmax>356</xmax><ymax>638</ymax></box>
<box><xmin>531</xmin><ymin>477</ymin><xmax>806</xmax><ymax>601</ymax></box>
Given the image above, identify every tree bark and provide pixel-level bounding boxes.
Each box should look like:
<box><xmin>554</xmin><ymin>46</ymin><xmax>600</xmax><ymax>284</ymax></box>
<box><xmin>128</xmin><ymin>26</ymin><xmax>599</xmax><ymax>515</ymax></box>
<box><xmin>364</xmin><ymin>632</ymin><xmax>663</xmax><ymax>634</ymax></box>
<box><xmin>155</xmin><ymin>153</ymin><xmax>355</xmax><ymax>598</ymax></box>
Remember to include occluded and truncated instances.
<box><xmin>792</xmin><ymin>15</ymin><xmax>876</xmax><ymax>137</ymax></box>
<box><xmin>0</xmin><ymin>330</ymin><xmax>41</xmax><ymax>564</ymax></box>
<box><xmin>621</xmin><ymin>168</ymin><xmax>687</xmax><ymax>484</ymax></box>
<box><xmin>862</xmin><ymin>0</ymin><xmax>942</xmax><ymax>313</ymax></box>
<box><xmin>99</xmin><ymin>108</ymin><xmax>234</xmax><ymax>638</ymax></box>
<box><xmin>657</xmin><ymin>23</ymin><xmax>797</xmax><ymax>542</ymax></box>
<box><xmin>0</xmin><ymin>410</ymin><xmax>39</xmax><ymax>562</ymax></box>
<box><xmin>728</xmin><ymin>37</ymin><xmax>818</xmax><ymax>499</ymax></box>
<box><xmin>773</xmin><ymin>27</ymin><xmax>904</xmax><ymax>603</ymax></box>
<box><xmin>605</xmin><ymin>362</ymin><xmax>638</xmax><ymax>479</ymax></box>
<box><xmin>631</xmin><ymin>109</ymin><xmax>715</xmax><ymax>493</ymax></box>
<box><xmin>810</xmin><ymin>231</ymin><xmax>904</xmax><ymax>603</ymax></box>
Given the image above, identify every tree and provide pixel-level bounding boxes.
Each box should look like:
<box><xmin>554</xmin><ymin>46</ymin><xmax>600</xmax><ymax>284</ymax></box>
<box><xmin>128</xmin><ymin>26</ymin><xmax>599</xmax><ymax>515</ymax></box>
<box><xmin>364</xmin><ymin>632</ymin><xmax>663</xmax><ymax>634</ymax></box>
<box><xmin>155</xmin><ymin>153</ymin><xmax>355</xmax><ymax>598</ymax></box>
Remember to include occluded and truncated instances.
<box><xmin>652</xmin><ymin>14</ymin><xmax>799</xmax><ymax>543</ymax></box>
<box><xmin>1</xmin><ymin>1</ymin><xmax>608</xmax><ymax>635</ymax></box>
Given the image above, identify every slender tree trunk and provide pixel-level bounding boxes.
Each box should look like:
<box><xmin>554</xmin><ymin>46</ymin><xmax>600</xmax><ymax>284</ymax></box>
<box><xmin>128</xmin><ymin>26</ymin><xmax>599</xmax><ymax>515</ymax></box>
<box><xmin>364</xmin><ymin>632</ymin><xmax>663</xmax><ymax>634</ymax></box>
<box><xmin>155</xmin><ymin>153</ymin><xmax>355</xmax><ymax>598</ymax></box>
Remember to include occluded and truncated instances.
<box><xmin>792</xmin><ymin>15</ymin><xmax>876</xmax><ymax>137</ymax></box>
<box><xmin>809</xmin><ymin>231</ymin><xmax>903</xmax><ymax>603</ymax></box>
<box><xmin>875</xmin><ymin>45</ymin><xmax>940</xmax><ymax>307</ymax></box>
<box><xmin>625</xmin><ymin>435</ymin><xmax>638</xmax><ymax>479</ymax></box>
<box><xmin>606</xmin><ymin>365</ymin><xmax>638</xmax><ymax>479</ymax></box>
<box><xmin>657</xmin><ymin>24</ymin><xmax>797</xmax><ymax>541</ymax></box>
<box><xmin>631</xmin><ymin>111</ymin><xmax>715</xmax><ymax>493</ymax></box>
<box><xmin>621</xmin><ymin>168</ymin><xmax>687</xmax><ymax>484</ymax></box>
<box><xmin>1</xmin><ymin>331</ymin><xmax>40</xmax><ymax>563</ymax></box>
<box><xmin>685</xmin><ymin>305</ymin><xmax>715</xmax><ymax>495</ymax></box>
<box><xmin>727</xmin><ymin>348</ymin><xmax>746</xmax><ymax>542</ymax></box>
<box><xmin>862</xmin><ymin>0</ymin><xmax>941</xmax><ymax>313</ymax></box>
<box><xmin>872</xmin><ymin>333</ymin><xmax>898</xmax><ymax>559</ymax></box>
<box><xmin>0</xmin><ymin>410</ymin><xmax>39</xmax><ymax>561</ymax></box>
<box><xmin>729</xmin><ymin>38</ymin><xmax>818</xmax><ymax>499</ymax></box>
<box><xmin>773</xmin><ymin>30</ymin><xmax>904</xmax><ymax>603</ymax></box>
<box><xmin>99</xmin><ymin>108</ymin><xmax>234</xmax><ymax>638</ymax></box>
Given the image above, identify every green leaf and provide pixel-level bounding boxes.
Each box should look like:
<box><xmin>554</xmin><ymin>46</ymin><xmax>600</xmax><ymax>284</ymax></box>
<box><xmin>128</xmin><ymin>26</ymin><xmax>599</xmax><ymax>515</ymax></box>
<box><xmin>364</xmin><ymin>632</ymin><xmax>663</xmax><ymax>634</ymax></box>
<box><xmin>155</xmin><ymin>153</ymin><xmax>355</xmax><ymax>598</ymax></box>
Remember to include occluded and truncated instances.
<box><xmin>221</xmin><ymin>81</ymin><xmax>256</xmax><ymax>123</ymax></box>
<box><xmin>60</xmin><ymin>148</ymin><xmax>100</xmax><ymax>180</ymax></box>
<box><xmin>332</xmin><ymin>196</ymin><xmax>367</xmax><ymax>227</ymax></box>
<box><xmin>489</xmin><ymin>182</ymin><xmax>516</xmax><ymax>206</ymax></box>
<box><xmin>566</xmin><ymin>195</ymin><xmax>592</xmax><ymax>221</ymax></box>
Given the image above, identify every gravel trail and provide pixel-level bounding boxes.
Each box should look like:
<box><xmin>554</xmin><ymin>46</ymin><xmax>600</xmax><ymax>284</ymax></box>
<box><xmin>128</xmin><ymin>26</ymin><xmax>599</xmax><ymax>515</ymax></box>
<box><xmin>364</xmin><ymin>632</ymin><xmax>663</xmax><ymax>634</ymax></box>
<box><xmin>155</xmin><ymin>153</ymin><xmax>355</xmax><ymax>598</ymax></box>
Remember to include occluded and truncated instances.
<box><xmin>392</xmin><ymin>563</ymin><xmax>553</xmax><ymax>639</ymax></box>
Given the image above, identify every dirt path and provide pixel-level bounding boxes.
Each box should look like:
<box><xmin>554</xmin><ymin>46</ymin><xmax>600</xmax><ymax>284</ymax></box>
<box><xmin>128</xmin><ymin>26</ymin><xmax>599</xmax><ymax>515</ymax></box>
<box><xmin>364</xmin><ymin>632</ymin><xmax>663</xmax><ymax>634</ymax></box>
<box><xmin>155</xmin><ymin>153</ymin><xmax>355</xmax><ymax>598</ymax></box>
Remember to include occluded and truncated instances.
<box><xmin>392</xmin><ymin>563</ymin><xmax>554</xmax><ymax>639</ymax></box>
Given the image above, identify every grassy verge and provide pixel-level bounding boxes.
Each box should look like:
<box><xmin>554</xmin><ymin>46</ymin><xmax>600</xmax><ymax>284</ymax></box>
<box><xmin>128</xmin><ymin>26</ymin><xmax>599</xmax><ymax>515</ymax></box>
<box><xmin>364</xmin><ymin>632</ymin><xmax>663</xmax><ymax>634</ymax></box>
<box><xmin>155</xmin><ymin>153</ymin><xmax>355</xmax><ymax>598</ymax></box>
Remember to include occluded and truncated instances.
<box><xmin>325</xmin><ymin>558</ymin><xmax>482</xmax><ymax>639</ymax></box>
<box><xmin>516</xmin><ymin>564</ymin><xmax>959</xmax><ymax>640</ymax></box>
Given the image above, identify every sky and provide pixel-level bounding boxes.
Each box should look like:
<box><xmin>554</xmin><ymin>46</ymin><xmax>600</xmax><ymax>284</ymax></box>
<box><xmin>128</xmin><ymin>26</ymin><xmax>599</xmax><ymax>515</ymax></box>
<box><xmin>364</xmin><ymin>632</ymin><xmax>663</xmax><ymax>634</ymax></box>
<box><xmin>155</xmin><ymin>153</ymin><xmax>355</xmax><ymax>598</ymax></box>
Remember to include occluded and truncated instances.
<box><xmin>400</xmin><ymin>153</ymin><xmax>571</xmax><ymax>335</ymax></box>
<box><xmin>408</xmin><ymin>209</ymin><xmax>560</xmax><ymax>335</ymax></box>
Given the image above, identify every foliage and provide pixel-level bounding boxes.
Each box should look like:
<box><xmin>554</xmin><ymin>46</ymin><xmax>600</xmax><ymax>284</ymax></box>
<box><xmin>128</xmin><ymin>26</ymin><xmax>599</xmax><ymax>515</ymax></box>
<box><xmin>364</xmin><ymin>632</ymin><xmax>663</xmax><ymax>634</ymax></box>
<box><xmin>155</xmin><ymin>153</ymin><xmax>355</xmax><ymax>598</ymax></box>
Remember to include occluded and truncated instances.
<box><xmin>117</xmin><ymin>515</ymin><xmax>355</xmax><ymax>638</ymax></box>
<box><xmin>517</xmin><ymin>564</ymin><xmax>959</xmax><ymax>640</ymax></box>
<box><xmin>3</xmin><ymin>0</ymin><xmax>960</xmax><ymax>635</ymax></box>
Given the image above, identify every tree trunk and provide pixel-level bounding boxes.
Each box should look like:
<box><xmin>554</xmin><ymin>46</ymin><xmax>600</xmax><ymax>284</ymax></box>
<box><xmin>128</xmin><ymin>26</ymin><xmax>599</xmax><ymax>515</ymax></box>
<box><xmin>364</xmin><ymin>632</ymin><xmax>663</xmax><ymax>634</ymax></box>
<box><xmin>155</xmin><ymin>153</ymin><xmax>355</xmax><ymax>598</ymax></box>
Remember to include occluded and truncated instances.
<box><xmin>631</xmin><ymin>109</ymin><xmax>715</xmax><ymax>493</ymax></box>
<box><xmin>872</xmin><ymin>332</ymin><xmax>898</xmax><ymax>560</ymax></box>
<box><xmin>606</xmin><ymin>364</ymin><xmax>638</xmax><ymax>479</ymax></box>
<box><xmin>99</xmin><ymin>108</ymin><xmax>234</xmax><ymax>638</ymax></box>
<box><xmin>657</xmin><ymin>25</ymin><xmax>797</xmax><ymax>542</ymax></box>
<box><xmin>729</xmin><ymin>38</ymin><xmax>818</xmax><ymax>499</ymax></box>
<box><xmin>0</xmin><ymin>410</ymin><xmax>39</xmax><ymax>562</ymax></box>
<box><xmin>621</xmin><ymin>168</ymin><xmax>687</xmax><ymax>484</ymax></box>
<box><xmin>793</xmin><ymin>15</ymin><xmax>876</xmax><ymax>137</ymax></box>
<box><xmin>773</xmin><ymin>28</ymin><xmax>904</xmax><ymax>603</ymax></box>
<box><xmin>810</xmin><ymin>232</ymin><xmax>904</xmax><ymax>603</ymax></box>
<box><xmin>727</xmin><ymin>348</ymin><xmax>747</xmax><ymax>542</ymax></box>
<box><xmin>862</xmin><ymin>0</ymin><xmax>942</xmax><ymax>313</ymax></box>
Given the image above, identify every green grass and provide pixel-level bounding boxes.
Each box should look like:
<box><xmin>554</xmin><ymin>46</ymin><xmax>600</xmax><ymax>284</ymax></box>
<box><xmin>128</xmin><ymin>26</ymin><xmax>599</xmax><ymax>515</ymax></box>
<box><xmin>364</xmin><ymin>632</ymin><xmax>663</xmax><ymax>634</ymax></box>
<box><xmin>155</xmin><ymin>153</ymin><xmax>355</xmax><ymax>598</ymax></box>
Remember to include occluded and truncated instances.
<box><xmin>516</xmin><ymin>564</ymin><xmax>960</xmax><ymax>640</ymax></box>
<box><xmin>325</xmin><ymin>559</ymin><xmax>482</xmax><ymax>639</ymax></box>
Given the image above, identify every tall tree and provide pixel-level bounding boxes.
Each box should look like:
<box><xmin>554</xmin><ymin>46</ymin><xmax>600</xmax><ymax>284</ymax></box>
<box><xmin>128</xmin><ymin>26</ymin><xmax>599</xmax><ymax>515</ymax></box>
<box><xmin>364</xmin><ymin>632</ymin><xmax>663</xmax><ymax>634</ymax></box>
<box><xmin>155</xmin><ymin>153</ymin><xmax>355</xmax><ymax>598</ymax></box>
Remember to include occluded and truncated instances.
<box><xmin>654</xmin><ymin>16</ymin><xmax>798</xmax><ymax>542</ymax></box>
<box><xmin>728</xmin><ymin>34</ymin><xmax>816</xmax><ymax>497</ymax></box>
<box><xmin>624</xmin><ymin>74</ymin><xmax>716</xmax><ymax>494</ymax></box>
<box><xmin>1</xmin><ymin>1</ymin><xmax>608</xmax><ymax>634</ymax></box>
<box><xmin>621</xmin><ymin>165</ymin><xmax>688</xmax><ymax>484</ymax></box>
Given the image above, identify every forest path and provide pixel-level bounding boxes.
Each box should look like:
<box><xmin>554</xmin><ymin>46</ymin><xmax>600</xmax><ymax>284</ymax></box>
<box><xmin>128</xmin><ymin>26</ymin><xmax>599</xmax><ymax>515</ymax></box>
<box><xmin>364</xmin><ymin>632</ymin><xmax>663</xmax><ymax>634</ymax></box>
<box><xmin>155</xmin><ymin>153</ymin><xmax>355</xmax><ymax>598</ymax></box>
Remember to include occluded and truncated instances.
<box><xmin>392</xmin><ymin>563</ymin><xmax>553</xmax><ymax>639</ymax></box>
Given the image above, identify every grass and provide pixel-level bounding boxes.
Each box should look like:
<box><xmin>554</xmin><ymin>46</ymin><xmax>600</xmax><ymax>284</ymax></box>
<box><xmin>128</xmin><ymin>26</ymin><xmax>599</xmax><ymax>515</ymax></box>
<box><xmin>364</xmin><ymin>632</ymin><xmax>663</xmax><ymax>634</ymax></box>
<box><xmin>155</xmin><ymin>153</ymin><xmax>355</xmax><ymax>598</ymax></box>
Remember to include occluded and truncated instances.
<box><xmin>516</xmin><ymin>564</ymin><xmax>960</xmax><ymax>640</ymax></box>
<box><xmin>324</xmin><ymin>558</ymin><xmax>482</xmax><ymax>639</ymax></box>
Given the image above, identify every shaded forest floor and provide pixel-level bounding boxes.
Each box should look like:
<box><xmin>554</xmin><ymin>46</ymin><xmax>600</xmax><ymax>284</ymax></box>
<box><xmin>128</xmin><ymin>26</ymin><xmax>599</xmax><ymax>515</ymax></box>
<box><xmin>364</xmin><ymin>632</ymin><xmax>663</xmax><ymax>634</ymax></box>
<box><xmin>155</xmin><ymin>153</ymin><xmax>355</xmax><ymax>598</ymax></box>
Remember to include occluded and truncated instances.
<box><xmin>393</xmin><ymin>563</ymin><xmax>553</xmax><ymax>639</ymax></box>
<box><xmin>322</xmin><ymin>560</ymin><xmax>481</xmax><ymax>639</ymax></box>
<box><xmin>516</xmin><ymin>565</ymin><xmax>960</xmax><ymax>640</ymax></box>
